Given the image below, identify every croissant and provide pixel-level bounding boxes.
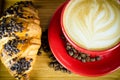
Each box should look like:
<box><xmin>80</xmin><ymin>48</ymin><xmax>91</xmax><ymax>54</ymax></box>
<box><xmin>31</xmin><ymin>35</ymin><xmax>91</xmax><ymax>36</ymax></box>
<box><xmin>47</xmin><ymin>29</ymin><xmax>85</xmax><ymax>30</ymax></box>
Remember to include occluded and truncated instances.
<box><xmin>0</xmin><ymin>1</ymin><xmax>41</xmax><ymax>80</ymax></box>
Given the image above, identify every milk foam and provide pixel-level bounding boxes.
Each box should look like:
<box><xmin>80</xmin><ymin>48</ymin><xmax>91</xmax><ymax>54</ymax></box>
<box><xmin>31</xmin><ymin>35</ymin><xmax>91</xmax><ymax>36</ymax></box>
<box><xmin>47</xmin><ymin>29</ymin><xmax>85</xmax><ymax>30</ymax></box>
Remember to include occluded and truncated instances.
<box><xmin>63</xmin><ymin>0</ymin><xmax>120</xmax><ymax>51</ymax></box>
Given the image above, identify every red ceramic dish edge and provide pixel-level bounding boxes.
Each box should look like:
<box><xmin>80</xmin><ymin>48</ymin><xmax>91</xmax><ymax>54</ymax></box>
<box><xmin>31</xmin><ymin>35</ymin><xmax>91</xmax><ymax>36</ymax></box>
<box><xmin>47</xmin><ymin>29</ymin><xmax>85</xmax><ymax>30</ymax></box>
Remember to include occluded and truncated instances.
<box><xmin>60</xmin><ymin>0</ymin><xmax>120</xmax><ymax>56</ymax></box>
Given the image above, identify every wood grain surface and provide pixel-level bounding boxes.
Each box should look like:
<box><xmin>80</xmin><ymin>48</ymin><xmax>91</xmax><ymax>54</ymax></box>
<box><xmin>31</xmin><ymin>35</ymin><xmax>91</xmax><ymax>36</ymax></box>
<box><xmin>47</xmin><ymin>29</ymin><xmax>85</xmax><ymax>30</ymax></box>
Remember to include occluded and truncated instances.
<box><xmin>0</xmin><ymin>0</ymin><xmax>120</xmax><ymax>80</ymax></box>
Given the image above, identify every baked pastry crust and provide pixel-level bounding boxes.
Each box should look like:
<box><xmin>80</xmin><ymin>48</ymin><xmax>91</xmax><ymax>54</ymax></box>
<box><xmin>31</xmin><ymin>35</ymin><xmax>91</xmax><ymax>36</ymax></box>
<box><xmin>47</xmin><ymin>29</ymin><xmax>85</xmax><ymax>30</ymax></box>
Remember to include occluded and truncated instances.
<box><xmin>0</xmin><ymin>1</ymin><xmax>41</xmax><ymax>80</ymax></box>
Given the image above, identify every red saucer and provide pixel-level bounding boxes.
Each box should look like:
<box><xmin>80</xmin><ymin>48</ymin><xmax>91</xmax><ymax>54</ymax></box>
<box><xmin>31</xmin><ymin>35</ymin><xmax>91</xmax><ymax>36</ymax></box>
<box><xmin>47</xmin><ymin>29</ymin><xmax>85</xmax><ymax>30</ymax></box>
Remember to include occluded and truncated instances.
<box><xmin>48</xmin><ymin>2</ymin><xmax>120</xmax><ymax>76</ymax></box>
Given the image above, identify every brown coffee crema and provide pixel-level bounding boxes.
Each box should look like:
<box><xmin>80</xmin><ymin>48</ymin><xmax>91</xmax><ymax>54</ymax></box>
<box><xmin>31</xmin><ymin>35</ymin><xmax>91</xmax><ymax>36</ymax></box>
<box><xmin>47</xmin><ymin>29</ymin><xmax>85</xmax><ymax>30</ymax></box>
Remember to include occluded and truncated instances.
<box><xmin>63</xmin><ymin>0</ymin><xmax>120</xmax><ymax>51</ymax></box>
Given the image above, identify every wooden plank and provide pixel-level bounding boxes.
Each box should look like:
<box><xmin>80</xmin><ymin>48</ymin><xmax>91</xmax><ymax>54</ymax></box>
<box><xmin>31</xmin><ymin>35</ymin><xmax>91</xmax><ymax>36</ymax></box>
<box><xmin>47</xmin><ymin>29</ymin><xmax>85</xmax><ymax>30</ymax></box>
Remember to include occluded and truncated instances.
<box><xmin>0</xmin><ymin>0</ymin><xmax>120</xmax><ymax>80</ymax></box>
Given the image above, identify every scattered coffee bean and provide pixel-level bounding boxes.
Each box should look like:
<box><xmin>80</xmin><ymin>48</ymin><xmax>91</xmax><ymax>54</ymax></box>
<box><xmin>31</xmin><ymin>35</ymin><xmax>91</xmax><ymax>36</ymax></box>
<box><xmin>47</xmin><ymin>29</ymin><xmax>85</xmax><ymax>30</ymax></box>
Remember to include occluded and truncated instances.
<box><xmin>59</xmin><ymin>65</ymin><xmax>64</xmax><ymax>69</ymax></box>
<box><xmin>40</xmin><ymin>30</ymin><xmax>71</xmax><ymax>74</ymax></box>
<box><xmin>81</xmin><ymin>58</ymin><xmax>87</xmax><ymax>63</ymax></box>
<box><xmin>61</xmin><ymin>35</ymin><xmax>101</xmax><ymax>63</ymax></box>
<box><xmin>73</xmin><ymin>53</ymin><xmax>79</xmax><ymax>59</ymax></box>
<box><xmin>67</xmin><ymin>70</ymin><xmax>72</xmax><ymax>74</ymax></box>
<box><xmin>48</xmin><ymin>57</ymin><xmax>71</xmax><ymax>74</ymax></box>
<box><xmin>80</xmin><ymin>53</ymin><xmax>87</xmax><ymax>58</ymax></box>
<box><xmin>55</xmin><ymin>66</ymin><xmax>60</xmax><ymax>71</ymax></box>
<box><xmin>72</xmin><ymin>48</ymin><xmax>77</xmax><ymax>53</ymax></box>
<box><xmin>61</xmin><ymin>68</ymin><xmax>67</xmax><ymax>73</ymax></box>
<box><xmin>49</xmin><ymin>54</ymin><xmax>56</xmax><ymax>60</ymax></box>
<box><xmin>54</xmin><ymin>62</ymin><xmax>60</xmax><ymax>67</ymax></box>
<box><xmin>68</xmin><ymin>50</ymin><xmax>74</xmax><ymax>56</ymax></box>
<box><xmin>96</xmin><ymin>56</ymin><xmax>101</xmax><ymax>61</ymax></box>
<box><xmin>41</xmin><ymin>30</ymin><xmax>50</xmax><ymax>52</ymax></box>
<box><xmin>66</xmin><ymin>45</ymin><xmax>72</xmax><ymax>50</ymax></box>
<box><xmin>77</xmin><ymin>55</ymin><xmax>82</xmax><ymax>60</ymax></box>
<box><xmin>49</xmin><ymin>62</ymin><xmax>54</xmax><ymax>68</ymax></box>
<box><xmin>66</xmin><ymin>42</ymin><xmax>71</xmax><ymax>46</ymax></box>
<box><xmin>52</xmin><ymin>59</ymin><xmax>57</xmax><ymax>62</ymax></box>
<box><xmin>61</xmin><ymin>35</ymin><xmax>66</xmax><ymax>40</ymax></box>
<box><xmin>86</xmin><ymin>57</ymin><xmax>91</xmax><ymax>62</ymax></box>
<box><xmin>90</xmin><ymin>58</ymin><xmax>96</xmax><ymax>62</ymax></box>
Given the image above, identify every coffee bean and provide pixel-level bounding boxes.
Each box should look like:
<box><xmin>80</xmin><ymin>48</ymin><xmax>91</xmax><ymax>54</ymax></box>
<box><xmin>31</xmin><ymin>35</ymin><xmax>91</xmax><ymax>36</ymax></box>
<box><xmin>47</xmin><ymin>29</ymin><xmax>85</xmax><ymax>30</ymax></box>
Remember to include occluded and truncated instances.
<box><xmin>10</xmin><ymin>66</ymin><xmax>16</xmax><ymax>71</ymax></box>
<box><xmin>77</xmin><ymin>55</ymin><xmax>82</xmax><ymax>60</ymax></box>
<box><xmin>72</xmin><ymin>48</ymin><xmax>77</xmax><ymax>53</ymax></box>
<box><xmin>30</xmin><ymin>58</ymin><xmax>33</xmax><ymax>62</ymax></box>
<box><xmin>59</xmin><ymin>65</ymin><xmax>64</xmax><ymax>69</ymax></box>
<box><xmin>86</xmin><ymin>57</ymin><xmax>91</xmax><ymax>62</ymax></box>
<box><xmin>55</xmin><ymin>66</ymin><xmax>60</xmax><ymax>71</ymax></box>
<box><xmin>90</xmin><ymin>58</ymin><xmax>96</xmax><ymax>62</ymax></box>
<box><xmin>68</xmin><ymin>50</ymin><xmax>74</xmax><ymax>56</ymax></box>
<box><xmin>49</xmin><ymin>62</ymin><xmax>54</xmax><ymax>68</ymax></box>
<box><xmin>80</xmin><ymin>53</ymin><xmax>87</xmax><ymax>58</ymax></box>
<box><xmin>61</xmin><ymin>35</ymin><xmax>66</xmax><ymax>40</ymax></box>
<box><xmin>54</xmin><ymin>62</ymin><xmax>60</xmax><ymax>67</ymax></box>
<box><xmin>66</xmin><ymin>42</ymin><xmax>71</xmax><ymax>46</ymax></box>
<box><xmin>81</xmin><ymin>58</ymin><xmax>87</xmax><ymax>63</ymax></box>
<box><xmin>52</xmin><ymin>59</ymin><xmax>57</xmax><ymax>62</ymax></box>
<box><xmin>12</xmin><ymin>57</ymin><xmax>17</xmax><ymax>61</ymax></box>
<box><xmin>73</xmin><ymin>53</ymin><xmax>79</xmax><ymax>59</ymax></box>
<box><xmin>67</xmin><ymin>70</ymin><xmax>72</xmax><ymax>74</ymax></box>
<box><xmin>66</xmin><ymin>45</ymin><xmax>72</xmax><ymax>50</ymax></box>
<box><xmin>96</xmin><ymin>56</ymin><xmax>101</xmax><ymax>61</ymax></box>
<box><xmin>40</xmin><ymin>30</ymin><xmax>51</xmax><ymax>53</ymax></box>
<box><xmin>61</xmin><ymin>68</ymin><xmax>67</xmax><ymax>73</ymax></box>
<box><xmin>86</xmin><ymin>54</ymin><xmax>90</xmax><ymax>57</ymax></box>
<box><xmin>49</xmin><ymin>55</ymin><xmax>56</xmax><ymax>60</ymax></box>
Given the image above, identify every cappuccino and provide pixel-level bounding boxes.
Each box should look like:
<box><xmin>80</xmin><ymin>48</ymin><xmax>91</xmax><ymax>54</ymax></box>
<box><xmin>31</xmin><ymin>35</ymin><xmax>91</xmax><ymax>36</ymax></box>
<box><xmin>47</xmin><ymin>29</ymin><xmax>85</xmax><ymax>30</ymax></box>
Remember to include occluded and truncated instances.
<box><xmin>63</xmin><ymin>0</ymin><xmax>120</xmax><ymax>51</ymax></box>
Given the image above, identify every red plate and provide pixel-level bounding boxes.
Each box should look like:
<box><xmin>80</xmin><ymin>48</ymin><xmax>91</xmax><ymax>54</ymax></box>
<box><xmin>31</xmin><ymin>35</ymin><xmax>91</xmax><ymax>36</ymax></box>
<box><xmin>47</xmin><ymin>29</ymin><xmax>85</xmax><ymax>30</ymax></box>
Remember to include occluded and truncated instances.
<box><xmin>48</xmin><ymin>2</ymin><xmax>120</xmax><ymax>76</ymax></box>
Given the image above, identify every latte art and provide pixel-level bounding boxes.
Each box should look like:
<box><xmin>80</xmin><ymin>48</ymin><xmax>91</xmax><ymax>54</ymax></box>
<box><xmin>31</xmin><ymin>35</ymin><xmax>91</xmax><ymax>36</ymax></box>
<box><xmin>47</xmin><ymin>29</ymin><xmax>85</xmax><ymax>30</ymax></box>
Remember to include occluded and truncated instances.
<box><xmin>63</xmin><ymin>0</ymin><xmax>120</xmax><ymax>51</ymax></box>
